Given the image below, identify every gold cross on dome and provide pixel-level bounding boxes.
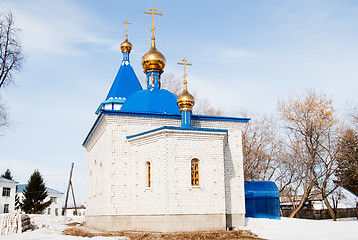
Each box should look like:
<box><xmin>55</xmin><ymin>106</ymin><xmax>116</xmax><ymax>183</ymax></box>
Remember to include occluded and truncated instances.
<box><xmin>177</xmin><ymin>58</ymin><xmax>192</xmax><ymax>85</ymax></box>
<box><xmin>143</xmin><ymin>7</ymin><xmax>163</xmax><ymax>38</ymax></box>
<box><xmin>122</xmin><ymin>20</ymin><xmax>132</xmax><ymax>39</ymax></box>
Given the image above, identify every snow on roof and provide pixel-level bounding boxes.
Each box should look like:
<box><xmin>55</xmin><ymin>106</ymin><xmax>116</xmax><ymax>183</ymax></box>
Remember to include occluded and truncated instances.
<box><xmin>0</xmin><ymin>177</ymin><xmax>18</xmax><ymax>183</ymax></box>
<box><xmin>16</xmin><ymin>184</ymin><xmax>63</xmax><ymax>194</ymax></box>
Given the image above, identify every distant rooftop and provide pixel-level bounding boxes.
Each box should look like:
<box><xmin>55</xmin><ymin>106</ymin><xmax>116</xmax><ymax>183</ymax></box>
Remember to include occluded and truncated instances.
<box><xmin>16</xmin><ymin>184</ymin><xmax>64</xmax><ymax>194</ymax></box>
<box><xmin>0</xmin><ymin>177</ymin><xmax>18</xmax><ymax>184</ymax></box>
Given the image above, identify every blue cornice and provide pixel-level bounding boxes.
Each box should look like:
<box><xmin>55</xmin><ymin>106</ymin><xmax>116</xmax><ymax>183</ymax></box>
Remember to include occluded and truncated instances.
<box><xmin>100</xmin><ymin>109</ymin><xmax>250</xmax><ymax>122</ymax></box>
<box><xmin>83</xmin><ymin>110</ymin><xmax>249</xmax><ymax>147</ymax></box>
<box><xmin>126</xmin><ymin>126</ymin><xmax>228</xmax><ymax>139</ymax></box>
<box><xmin>82</xmin><ymin>113</ymin><xmax>104</xmax><ymax>147</ymax></box>
<box><xmin>100</xmin><ymin>109</ymin><xmax>181</xmax><ymax>119</ymax></box>
<box><xmin>192</xmin><ymin>114</ymin><xmax>250</xmax><ymax>122</ymax></box>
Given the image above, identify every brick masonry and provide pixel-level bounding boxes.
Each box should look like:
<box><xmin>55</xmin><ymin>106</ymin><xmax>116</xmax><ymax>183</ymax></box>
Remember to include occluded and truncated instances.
<box><xmin>84</xmin><ymin>114</ymin><xmax>246</xmax><ymax>231</ymax></box>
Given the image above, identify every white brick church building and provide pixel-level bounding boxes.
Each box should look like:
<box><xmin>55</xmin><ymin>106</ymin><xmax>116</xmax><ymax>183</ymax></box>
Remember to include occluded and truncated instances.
<box><xmin>83</xmin><ymin>9</ymin><xmax>249</xmax><ymax>232</ymax></box>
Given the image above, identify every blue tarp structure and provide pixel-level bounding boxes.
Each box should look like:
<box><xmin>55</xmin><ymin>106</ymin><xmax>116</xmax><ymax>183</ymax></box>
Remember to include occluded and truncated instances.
<box><xmin>244</xmin><ymin>181</ymin><xmax>281</xmax><ymax>219</ymax></box>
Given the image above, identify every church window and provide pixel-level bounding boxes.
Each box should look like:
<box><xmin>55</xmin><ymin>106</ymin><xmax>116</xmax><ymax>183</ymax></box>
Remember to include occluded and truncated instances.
<box><xmin>191</xmin><ymin>159</ymin><xmax>199</xmax><ymax>186</ymax></box>
<box><xmin>146</xmin><ymin>161</ymin><xmax>151</xmax><ymax>188</ymax></box>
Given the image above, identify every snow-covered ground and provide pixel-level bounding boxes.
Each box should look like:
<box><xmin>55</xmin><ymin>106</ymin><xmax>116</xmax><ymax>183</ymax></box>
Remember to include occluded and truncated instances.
<box><xmin>1</xmin><ymin>215</ymin><xmax>357</xmax><ymax>240</ymax></box>
<box><xmin>245</xmin><ymin>217</ymin><xmax>358</xmax><ymax>240</ymax></box>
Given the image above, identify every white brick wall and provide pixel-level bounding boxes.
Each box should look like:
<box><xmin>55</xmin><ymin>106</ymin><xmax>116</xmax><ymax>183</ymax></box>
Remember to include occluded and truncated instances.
<box><xmin>0</xmin><ymin>181</ymin><xmax>17</xmax><ymax>213</ymax></box>
<box><xmin>127</xmin><ymin>129</ymin><xmax>227</xmax><ymax>215</ymax></box>
<box><xmin>85</xmin><ymin>114</ymin><xmax>246</xmax><ymax>217</ymax></box>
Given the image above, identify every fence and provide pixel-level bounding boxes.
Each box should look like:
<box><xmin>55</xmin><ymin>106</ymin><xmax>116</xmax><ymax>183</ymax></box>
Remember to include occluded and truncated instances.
<box><xmin>281</xmin><ymin>208</ymin><xmax>357</xmax><ymax>219</ymax></box>
<box><xmin>0</xmin><ymin>213</ymin><xmax>31</xmax><ymax>235</ymax></box>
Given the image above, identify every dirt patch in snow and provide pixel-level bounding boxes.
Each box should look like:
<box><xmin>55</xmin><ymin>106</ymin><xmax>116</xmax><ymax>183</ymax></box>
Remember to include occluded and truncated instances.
<box><xmin>65</xmin><ymin>221</ymin><xmax>85</xmax><ymax>227</ymax></box>
<box><xmin>63</xmin><ymin>227</ymin><xmax>265</xmax><ymax>239</ymax></box>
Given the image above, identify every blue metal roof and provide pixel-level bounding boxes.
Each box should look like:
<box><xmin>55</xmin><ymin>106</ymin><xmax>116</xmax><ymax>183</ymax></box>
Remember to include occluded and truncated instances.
<box><xmin>95</xmin><ymin>97</ymin><xmax>126</xmax><ymax>114</ymax></box>
<box><xmin>244</xmin><ymin>181</ymin><xmax>281</xmax><ymax>219</ymax></box>
<box><xmin>105</xmin><ymin>60</ymin><xmax>143</xmax><ymax>101</ymax></box>
<box><xmin>16</xmin><ymin>184</ymin><xmax>26</xmax><ymax>193</ymax></box>
<box><xmin>126</xmin><ymin>126</ymin><xmax>228</xmax><ymax>139</ymax></box>
<box><xmin>120</xmin><ymin>88</ymin><xmax>180</xmax><ymax>114</ymax></box>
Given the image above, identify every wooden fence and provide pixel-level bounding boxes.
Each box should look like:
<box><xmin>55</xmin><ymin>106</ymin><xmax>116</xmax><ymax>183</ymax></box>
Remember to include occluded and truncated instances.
<box><xmin>281</xmin><ymin>208</ymin><xmax>357</xmax><ymax>220</ymax></box>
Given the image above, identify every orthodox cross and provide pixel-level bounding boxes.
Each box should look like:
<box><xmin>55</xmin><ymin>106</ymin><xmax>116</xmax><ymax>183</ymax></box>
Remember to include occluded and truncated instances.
<box><xmin>122</xmin><ymin>20</ymin><xmax>132</xmax><ymax>40</ymax></box>
<box><xmin>143</xmin><ymin>7</ymin><xmax>163</xmax><ymax>38</ymax></box>
<box><xmin>177</xmin><ymin>58</ymin><xmax>192</xmax><ymax>85</ymax></box>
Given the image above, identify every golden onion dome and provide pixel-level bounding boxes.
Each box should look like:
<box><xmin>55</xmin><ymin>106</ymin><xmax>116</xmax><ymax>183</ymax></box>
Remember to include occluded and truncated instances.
<box><xmin>141</xmin><ymin>37</ymin><xmax>166</xmax><ymax>72</ymax></box>
<box><xmin>120</xmin><ymin>39</ymin><xmax>132</xmax><ymax>53</ymax></box>
<box><xmin>177</xmin><ymin>84</ymin><xmax>195</xmax><ymax>111</ymax></box>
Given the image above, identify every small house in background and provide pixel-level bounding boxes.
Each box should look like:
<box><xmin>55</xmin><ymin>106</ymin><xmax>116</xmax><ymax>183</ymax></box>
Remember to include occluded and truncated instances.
<box><xmin>64</xmin><ymin>205</ymin><xmax>86</xmax><ymax>217</ymax></box>
<box><xmin>244</xmin><ymin>181</ymin><xmax>281</xmax><ymax>219</ymax></box>
<box><xmin>16</xmin><ymin>184</ymin><xmax>64</xmax><ymax>216</ymax></box>
<box><xmin>309</xmin><ymin>189</ymin><xmax>324</xmax><ymax>210</ymax></box>
<box><xmin>323</xmin><ymin>185</ymin><xmax>358</xmax><ymax>209</ymax></box>
<box><xmin>0</xmin><ymin>177</ymin><xmax>18</xmax><ymax>213</ymax></box>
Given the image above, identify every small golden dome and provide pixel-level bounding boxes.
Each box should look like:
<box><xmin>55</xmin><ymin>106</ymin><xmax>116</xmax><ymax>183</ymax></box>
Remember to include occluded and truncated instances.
<box><xmin>120</xmin><ymin>39</ymin><xmax>132</xmax><ymax>53</ymax></box>
<box><xmin>177</xmin><ymin>86</ymin><xmax>195</xmax><ymax>111</ymax></box>
<box><xmin>142</xmin><ymin>38</ymin><xmax>166</xmax><ymax>72</ymax></box>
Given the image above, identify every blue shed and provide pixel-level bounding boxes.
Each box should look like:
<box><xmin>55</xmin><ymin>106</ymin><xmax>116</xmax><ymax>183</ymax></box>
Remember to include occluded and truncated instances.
<box><xmin>244</xmin><ymin>181</ymin><xmax>281</xmax><ymax>219</ymax></box>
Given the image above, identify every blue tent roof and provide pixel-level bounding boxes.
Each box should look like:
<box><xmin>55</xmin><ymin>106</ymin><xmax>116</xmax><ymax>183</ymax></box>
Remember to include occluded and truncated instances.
<box><xmin>244</xmin><ymin>181</ymin><xmax>281</xmax><ymax>219</ymax></box>
<box><xmin>120</xmin><ymin>88</ymin><xmax>180</xmax><ymax>114</ymax></box>
<box><xmin>105</xmin><ymin>60</ymin><xmax>143</xmax><ymax>100</ymax></box>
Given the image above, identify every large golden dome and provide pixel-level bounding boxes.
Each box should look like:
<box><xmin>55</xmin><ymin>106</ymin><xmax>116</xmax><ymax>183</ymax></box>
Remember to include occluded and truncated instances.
<box><xmin>177</xmin><ymin>84</ymin><xmax>195</xmax><ymax>111</ymax></box>
<box><xmin>120</xmin><ymin>39</ymin><xmax>132</xmax><ymax>53</ymax></box>
<box><xmin>142</xmin><ymin>38</ymin><xmax>166</xmax><ymax>72</ymax></box>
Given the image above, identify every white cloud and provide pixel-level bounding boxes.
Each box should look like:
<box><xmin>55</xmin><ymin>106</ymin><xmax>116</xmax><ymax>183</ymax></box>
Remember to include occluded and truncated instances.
<box><xmin>198</xmin><ymin>44</ymin><xmax>258</xmax><ymax>65</ymax></box>
<box><xmin>2</xmin><ymin>0</ymin><xmax>116</xmax><ymax>58</ymax></box>
<box><xmin>220</xmin><ymin>47</ymin><xmax>257</xmax><ymax>59</ymax></box>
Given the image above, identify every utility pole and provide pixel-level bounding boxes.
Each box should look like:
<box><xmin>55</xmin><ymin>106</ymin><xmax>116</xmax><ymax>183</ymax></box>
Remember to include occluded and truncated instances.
<box><xmin>62</xmin><ymin>162</ymin><xmax>77</xmax><ymax>216</ymax></box>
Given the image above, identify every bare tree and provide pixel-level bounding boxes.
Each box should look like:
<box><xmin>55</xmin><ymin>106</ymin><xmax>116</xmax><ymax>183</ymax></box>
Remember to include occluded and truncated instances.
<box><xmin>0</xmin><ymin>95</ymin><xmax>8</xmax><ymax>130</ymax></box>
<box><xmin>347</xmin><ymin>103</ymin><xmax>358</xmax><ymax>127</ymax></box>
<box><xmin>161</xmin><ymin>73</ymin><xmax>183</xmax><ymax>95</ymax></box>
<box><xmin>315</xmin><ymin>127</ymin><xmax>339</xmax><ymax>220</ymax></box>
<box><xmin>278</xmin><ymin>90</ymin><xmax>338</xmax><ymax>218</ymax></box>
<box><xmin>0</xmin><ymin>11</ymin><xmax>24</xmax><ymax>89</ymax></box>
<box><xmin>161</xmin><ymin>73</ymin><xmax>223</xmax><ymax>116</ymax></box>
<box><xmin>242</xmin><ymin>113</ymin><xmax>281</xmax><ymax>181</ymax></box>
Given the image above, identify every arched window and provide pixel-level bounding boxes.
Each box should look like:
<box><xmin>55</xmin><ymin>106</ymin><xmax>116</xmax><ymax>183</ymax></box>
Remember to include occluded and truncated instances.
<box><xmin>146</xmin><ymin>161</ymin><xmax>151</xmax><ymax>188</ymax></box>
<box><xmin>191</xmin><ymin>159</ymin><xmax>199</xmax><ymax>186</ymax></box>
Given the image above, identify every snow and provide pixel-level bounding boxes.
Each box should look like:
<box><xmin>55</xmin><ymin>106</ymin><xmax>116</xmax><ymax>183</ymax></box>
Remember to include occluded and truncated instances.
<box><xmin>0</xmin><ymin>215</ymin><xmax>121</xmax><ymax>240</ymax></box>
<box><xmin>245</xmin><ymin>217</ymin><xmax>358</xmax><ymax>240</ymax></box>
<box><xmin>1</xmin><ymin>215</ymin><xmax>357</xmax><ymax>240</ymax></box>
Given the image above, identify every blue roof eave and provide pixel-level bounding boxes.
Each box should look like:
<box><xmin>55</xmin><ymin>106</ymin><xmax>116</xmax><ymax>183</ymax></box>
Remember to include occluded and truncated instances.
<box><xmin>101</xmin><ymin>110</ymin><xmax>250</xmax><ymax>122</ymax></box>
<box><xmin>83</xmin><ymin>110</ymin><xmax>250</xmax><ymax>147</ymax></box>
<box><xmin>0</xmin><ymin>177</ymin><xmax>18</xmax><ymax>184</ymax></box>
<box><xmin>126</xmin><ymin>126</ymin><xmax>228</xmax><ymax>139</ymax></box>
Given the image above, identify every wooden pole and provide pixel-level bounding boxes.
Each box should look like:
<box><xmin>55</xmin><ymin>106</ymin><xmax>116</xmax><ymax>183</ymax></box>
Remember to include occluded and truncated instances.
<box><xmin>62</xmin><ymin>162</ymin><xmax>74</xmax><ymax>215</ymax></box>
<box><xmin>70</xmin><ymin>182</ymin><xmax>77</xmax><ymax>215</ymax></box>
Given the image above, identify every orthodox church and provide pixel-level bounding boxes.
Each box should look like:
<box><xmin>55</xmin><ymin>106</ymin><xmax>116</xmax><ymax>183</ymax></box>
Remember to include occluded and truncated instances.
<box><xmin>83</xmin><ymin>8</ymin><xmax>249</xmax><ymax>232</ymax></box>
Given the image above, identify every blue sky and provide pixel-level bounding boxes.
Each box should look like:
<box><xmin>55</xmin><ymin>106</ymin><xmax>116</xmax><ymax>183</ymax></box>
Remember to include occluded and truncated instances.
<box><xmin>0</xmin><ymin>0</ymin><xmax>357</xmax><ymax>204</ymax></box>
